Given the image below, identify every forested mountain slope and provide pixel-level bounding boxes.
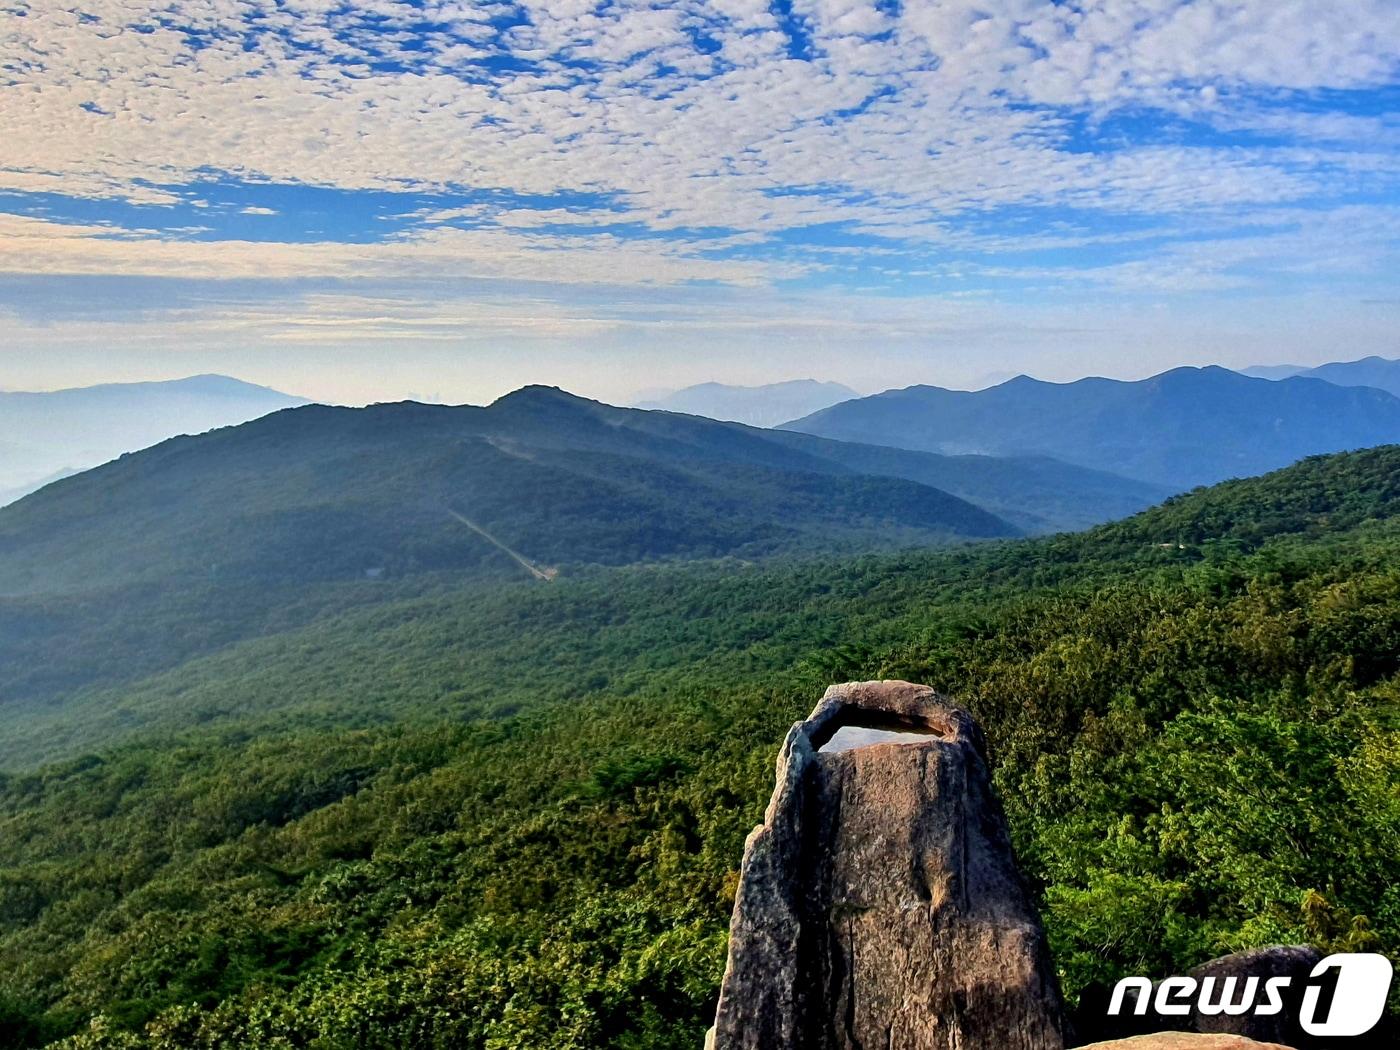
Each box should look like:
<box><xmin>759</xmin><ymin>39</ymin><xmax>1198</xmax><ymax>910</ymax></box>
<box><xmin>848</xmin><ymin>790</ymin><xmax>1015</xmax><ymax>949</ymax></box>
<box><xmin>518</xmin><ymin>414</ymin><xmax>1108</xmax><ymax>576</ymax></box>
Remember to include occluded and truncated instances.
<box><xmin>757</xmin><ymin>427</ymin><xmax>1169</xmax><ymax>533</ymax></box>
<box><xmin>0</xmin><ymin>448</ymin><xmax>1396</xmax><ymax>1047</ymax></box>
<box><xmin>0</xmin><ymin>386</ymin><xmax>1023</xmax><ymax>710</ymax></box>
<box><xmin>0</xmin><ymin>386</ymin><xmax>1167</xmax><ymax>714</ymax></box>
<box><xmin>0</xmin><ymin>385</ymin><xmax>1013</xmax><ymax>598</ymax></box>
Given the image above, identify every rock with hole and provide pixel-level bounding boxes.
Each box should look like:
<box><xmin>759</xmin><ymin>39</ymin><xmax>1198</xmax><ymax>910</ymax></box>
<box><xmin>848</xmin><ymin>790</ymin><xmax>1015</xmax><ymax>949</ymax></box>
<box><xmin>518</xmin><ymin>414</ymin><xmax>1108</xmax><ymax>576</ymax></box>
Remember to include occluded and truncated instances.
<box><xmin>709</xmin><ymin>680</ymin><xmax>1070</xmax><ymax>1050</ymax></box>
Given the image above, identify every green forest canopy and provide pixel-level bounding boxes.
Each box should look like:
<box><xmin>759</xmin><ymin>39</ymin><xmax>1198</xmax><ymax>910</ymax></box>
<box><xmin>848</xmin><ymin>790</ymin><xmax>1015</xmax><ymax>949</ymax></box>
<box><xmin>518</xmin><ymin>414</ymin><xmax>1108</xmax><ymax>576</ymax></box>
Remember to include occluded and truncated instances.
<box><xmin>0</xmin><ymin>447</ymin><xmax>1398</xmax><ymax>1047</ymax></box>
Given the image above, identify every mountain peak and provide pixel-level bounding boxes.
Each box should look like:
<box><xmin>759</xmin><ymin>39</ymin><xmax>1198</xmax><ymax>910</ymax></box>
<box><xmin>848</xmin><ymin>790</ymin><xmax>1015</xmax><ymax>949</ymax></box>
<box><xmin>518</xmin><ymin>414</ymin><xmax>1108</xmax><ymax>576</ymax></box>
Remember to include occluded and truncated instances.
<box><xmin>163</xmin><ymin>374</ymin><xmax>307</xmax><ymax>399</ymax></box>
<box><xmin>993</xmin><ymin>374</ymin><xmax>1046</xmax><ymax>389</ymax></box>
<box><xmin>490</xmin><ymin>385</ymin><xmax>601</xmax><ymax>410</ymax></box>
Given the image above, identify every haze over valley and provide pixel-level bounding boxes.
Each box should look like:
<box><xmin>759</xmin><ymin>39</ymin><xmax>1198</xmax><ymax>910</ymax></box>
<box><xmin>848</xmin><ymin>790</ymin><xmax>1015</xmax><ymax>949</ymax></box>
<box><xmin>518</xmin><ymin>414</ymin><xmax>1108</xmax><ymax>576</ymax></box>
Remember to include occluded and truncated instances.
<box><xmin>0</xmin><ymin>376</ymin><xmax>306</xmax><ymax>506</ymax></box>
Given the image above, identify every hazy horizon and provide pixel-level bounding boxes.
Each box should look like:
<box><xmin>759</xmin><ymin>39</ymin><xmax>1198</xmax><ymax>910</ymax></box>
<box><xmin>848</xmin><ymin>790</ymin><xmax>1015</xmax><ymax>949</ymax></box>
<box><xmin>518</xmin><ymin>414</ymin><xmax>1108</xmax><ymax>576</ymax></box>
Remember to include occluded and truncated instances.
<box><xmin>2</xmin><ymin>351</ymin><xmax>1398</xmax><ymax>408</ymax></box>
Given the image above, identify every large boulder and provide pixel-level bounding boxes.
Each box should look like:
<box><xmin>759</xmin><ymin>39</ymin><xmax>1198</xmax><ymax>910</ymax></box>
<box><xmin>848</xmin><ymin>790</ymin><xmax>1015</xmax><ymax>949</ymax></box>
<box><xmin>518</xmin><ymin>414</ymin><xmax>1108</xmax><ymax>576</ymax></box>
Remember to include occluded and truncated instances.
<box><xmin>1079</xmin><ymin>1036</ymin><xmax>1296</xmax><ymax>1049</ymax></box>
<box><xmin>1190</xmin><ymin>946</ymin><xmax>1322</xmax><ymax>1047</ymax></box>
<box><xmin>709</xmin><ymin>681</ymin><xmax>1069</xmax><ymax>1050</ymax></box>
<box><xmin>1073</xmin><ymin>944</ymin><xmax>1399</xmax><ymax>1050</ymax></box>
<box><xmin>1074</xmin><ymin>947</ymin><xmax>1325</xmax><ymax>1045</ymax></box>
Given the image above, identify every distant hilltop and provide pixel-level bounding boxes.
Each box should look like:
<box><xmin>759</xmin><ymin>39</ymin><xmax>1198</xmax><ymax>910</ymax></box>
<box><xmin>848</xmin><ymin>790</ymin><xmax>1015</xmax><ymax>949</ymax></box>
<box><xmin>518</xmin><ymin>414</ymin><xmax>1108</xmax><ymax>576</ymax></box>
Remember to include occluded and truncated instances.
<box><xmin>1241</xmin><ymin>354</ymin><xmax>1400</xmax><ymax>398</ymax></box>
<box><xmin>0</xmin><ymin>374</ymin><xmax>308</xmax><ymax>506</ymax></box>
<box><xmin>633</xmin><ymin>379</ymin><xmax>858</xmax><ymax>428</ymax></box>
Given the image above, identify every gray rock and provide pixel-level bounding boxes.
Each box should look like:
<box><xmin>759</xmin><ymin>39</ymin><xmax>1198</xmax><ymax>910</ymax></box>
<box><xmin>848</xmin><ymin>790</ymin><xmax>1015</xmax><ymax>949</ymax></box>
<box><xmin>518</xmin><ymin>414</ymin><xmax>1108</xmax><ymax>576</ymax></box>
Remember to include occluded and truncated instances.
<box><xmin>1189</xmin><ymin>945</ymin><xmax>1323</xmax><ymax>1047</ymax></box>
<box><xmin>1188</xmin><ymin>945</ymin><xmax>1396</xmax><ymax>1049</ymax></box>
<box><xmin>1074</xmin><ymin>945</ymin><xmax>1397</xmax><ymax>1050</ymax></box>
<box><xmin>710</xmin><ymin>680</ymin><xmax>1070</xmax><ymax>1049</ymax></box>
<box><xmin>1078</xmin><ymin>1036</ymin><xmax>1295</xmax><ymax>1050</ymax></box>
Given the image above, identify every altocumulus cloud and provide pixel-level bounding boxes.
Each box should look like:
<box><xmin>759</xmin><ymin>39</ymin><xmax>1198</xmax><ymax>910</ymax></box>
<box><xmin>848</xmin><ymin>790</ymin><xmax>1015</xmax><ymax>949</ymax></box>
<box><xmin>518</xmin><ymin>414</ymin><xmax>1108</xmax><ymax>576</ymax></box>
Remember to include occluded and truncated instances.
<box><xmin>0</xmin><ymin>0</ymin><xmax>1398</xmax><ymax>398</ymax></box>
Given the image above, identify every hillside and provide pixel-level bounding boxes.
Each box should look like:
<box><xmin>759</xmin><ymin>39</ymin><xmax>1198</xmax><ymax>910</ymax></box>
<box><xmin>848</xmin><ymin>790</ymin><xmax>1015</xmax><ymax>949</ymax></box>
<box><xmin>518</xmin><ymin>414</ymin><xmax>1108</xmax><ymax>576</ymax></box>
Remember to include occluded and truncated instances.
<box><xmin>5</xmin><ymin>444</ymin><xmax>1394</xmax><ymax>769</ymax></box>
<box><xmin>1099</xmin><ymin>443</ymin><xmax>1400</xmax><ymax>547</ymax></box>
<box><xmin>0</xmin><ymin>387</ymin><xmax>1042</xmax><ymax>711</ymax></box>
<box><xmin>782</xmin><ymin>365</ymin><xmax>1400</xmax><ymax>490</ymax></box>
<box><xmin>0</xmin><ymin>386</ymin><xmax>1015</xmax><ymax>599</ymax></box>
<box><xmin>757</xmin><ymin>429</ymin><xmax>1169</xmax><ymax>533</ymax></box>
<box><xmin>0</xmin><ymin>386</ymin><xmax>1177</xmax><ymax>713</ymax></box>
<box><xmin>0</xmin><ymin>375</ymin><xmax>308</xmax><ymax>505</ymax></box>
<box><xmin>0</xmin><ymin>448</ymin><xmax>1396</xmax><ymax>1047</ymax></box>
<box><xmin>0</xmin><ymin>391</ymin><xmax>1362</xmax><ymax>730</ymax></box>
<box><xmin>633</xmin><ymin>379</ymin><xmax>857</xmax><ymax>427</ymax></box>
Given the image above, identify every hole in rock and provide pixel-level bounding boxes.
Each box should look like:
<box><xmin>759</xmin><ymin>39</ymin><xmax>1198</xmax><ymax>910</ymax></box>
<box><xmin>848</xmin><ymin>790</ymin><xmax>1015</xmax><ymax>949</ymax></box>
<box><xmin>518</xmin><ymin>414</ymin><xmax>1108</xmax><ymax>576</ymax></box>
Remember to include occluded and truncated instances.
<box><xmin>817</xmin><ymin>721</ymin><xmax>944</xmax><ymax>754</ymax></box>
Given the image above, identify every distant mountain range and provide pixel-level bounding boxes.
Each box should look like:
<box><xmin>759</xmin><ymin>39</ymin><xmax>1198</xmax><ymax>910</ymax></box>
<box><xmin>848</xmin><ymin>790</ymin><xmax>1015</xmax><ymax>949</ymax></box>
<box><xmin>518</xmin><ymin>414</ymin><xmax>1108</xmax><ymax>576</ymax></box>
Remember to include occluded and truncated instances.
<box><xmin>754</xmin><ymin>429</ymin><xmax>1167</xmax><ymax>534</ymax></box>
<box><xmin>634</xmin><ymin>379</ymin><xmax>858</xmax><ymax>427</ymax></box>
<box><xmin>1242</xmin><ymin>355</ymin><xmax>1400</xmax><ymax>398</ymax></box>
<box><xmin>783</xmin><ymin>365</ymin><xmax>1400</xmax><ymax>491</ymax></box>
<box><xmin>0</xmin><ymin>374</ymin><xmax>308</xmax><ymax>506</ymax></box>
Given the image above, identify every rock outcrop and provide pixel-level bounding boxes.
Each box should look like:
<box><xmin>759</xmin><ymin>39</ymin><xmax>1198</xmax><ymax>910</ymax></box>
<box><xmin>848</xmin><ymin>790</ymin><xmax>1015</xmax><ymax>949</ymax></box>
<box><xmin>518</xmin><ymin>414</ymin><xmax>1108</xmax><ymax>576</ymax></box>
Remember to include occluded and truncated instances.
<box><xmin>709</xmin><ymin>680</ymin><xmax>1069</xmax><ymax>1050</ymax></box>
<box><xmin>1189</xmin><ymin>947</ymin><xmax>1323</xmax><ymax>1048</ymax></box>
<box><xmin>1078</xmin><ymin>1036</ymin><xmax>1296</xmax><ymax>1050</ymax></box>
<box><xmin>1072</xmin><ymin>944</ymin><xmax>1394</xmax><ymax>1049</ymax></box>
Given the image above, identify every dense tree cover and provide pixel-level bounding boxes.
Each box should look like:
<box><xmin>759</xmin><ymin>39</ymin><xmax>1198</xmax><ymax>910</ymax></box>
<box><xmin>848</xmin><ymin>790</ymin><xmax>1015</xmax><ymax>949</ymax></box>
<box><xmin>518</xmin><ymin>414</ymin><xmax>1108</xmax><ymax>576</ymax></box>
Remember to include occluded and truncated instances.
<box><xmin>0</xmin><ymin>387</ymin><xmax>1063</xmax><ymax>719</ymax></box>
<box><xmin>7</xmin><ymin>446</ymin><xmax>1396</xmax><ymax>766</ymax></box>
<box><xmin>0</xmin><ymin>448</ymin><xmax>1397</xmax><ymax>1047</ymax></box>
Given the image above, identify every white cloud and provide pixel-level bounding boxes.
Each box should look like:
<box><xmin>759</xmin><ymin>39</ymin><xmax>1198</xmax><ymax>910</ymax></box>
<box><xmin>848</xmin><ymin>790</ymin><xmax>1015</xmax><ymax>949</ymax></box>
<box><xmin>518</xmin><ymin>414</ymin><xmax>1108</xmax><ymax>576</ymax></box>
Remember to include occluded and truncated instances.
<box><xmin>0</xmin><ymin>212</ymin><xmax>811</xmax><ymax>286</ymax></box>
<box><xmin>0</xmin><ymin>0</ymin><xmax>1396</xmax><ymax>417</ymax></box>
<box><xmin>0</xmin><ymin>0</ymin><xmax>1394</xmax><ymax>237</ymax></box>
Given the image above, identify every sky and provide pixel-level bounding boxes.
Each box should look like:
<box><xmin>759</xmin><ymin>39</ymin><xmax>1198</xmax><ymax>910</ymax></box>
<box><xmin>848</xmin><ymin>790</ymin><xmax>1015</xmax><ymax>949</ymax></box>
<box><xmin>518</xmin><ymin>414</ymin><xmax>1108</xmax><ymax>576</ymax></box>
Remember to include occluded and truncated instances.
<box><xmin>1</xmin><ymin>0</ymin><xmax>1398</xmax><ymax>405</ymax></box>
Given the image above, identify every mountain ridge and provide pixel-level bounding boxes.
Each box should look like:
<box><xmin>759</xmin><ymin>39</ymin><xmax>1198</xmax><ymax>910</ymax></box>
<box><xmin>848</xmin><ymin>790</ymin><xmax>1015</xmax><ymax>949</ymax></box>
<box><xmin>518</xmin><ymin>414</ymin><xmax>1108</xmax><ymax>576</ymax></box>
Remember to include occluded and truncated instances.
<box><xmin>0</xmin><ymin>385</ymin><xmax>1032</xmax><ymax>595</ymax></box>
<box><xmin>783</xmin><ymin>365</ymin><xmax>1400</xmax><ymax>490</ymax></box>
<box><xmin>1244</xmin><ymin>354</ymin><xmax>1400</xmax><ymax>398</ymax></box>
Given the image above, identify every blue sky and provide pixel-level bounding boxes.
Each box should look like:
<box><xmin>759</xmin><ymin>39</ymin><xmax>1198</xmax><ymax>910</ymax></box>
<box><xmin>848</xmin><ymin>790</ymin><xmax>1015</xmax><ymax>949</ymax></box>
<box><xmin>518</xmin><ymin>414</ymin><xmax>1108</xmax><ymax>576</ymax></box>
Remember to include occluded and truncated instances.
<box><xmin>1</xmin><ymin>0</ymin><xmax>1398</xmax><ymax>404</ymax></box>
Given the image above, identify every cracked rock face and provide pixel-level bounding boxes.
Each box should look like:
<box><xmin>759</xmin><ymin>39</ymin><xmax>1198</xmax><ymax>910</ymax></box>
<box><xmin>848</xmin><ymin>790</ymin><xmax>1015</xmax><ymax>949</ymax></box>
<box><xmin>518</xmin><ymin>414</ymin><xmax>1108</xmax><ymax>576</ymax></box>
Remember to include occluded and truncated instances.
<box><xmin>710</xmin><ymin>681</ymin><xmax>1070</xmax><ymax>1050</ymax></box>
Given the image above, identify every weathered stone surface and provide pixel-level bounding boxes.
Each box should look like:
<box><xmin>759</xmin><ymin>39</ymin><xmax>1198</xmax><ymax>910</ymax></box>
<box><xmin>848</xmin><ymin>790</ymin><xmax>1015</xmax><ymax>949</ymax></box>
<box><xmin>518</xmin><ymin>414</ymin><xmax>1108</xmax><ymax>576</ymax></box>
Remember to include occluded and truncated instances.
<box><xmin>1078</xmin><ymin>1035</ymin><xmax>1296</xmax><ymax>1050</ymax></box>
<box><xmin>1189</xmin><ymin>946</ymin><xmax>1322</xmax><ymax>1047</ymax></box>
<box><xmin>1073</xmin><ymin>945</ymin><xmax>1369</xmax><ymax>1050</ymax></box>
<box><xmin>710</xmin><ymin>680</ymin><xmax>1069</xmax><ymax>1050</ymax></box>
